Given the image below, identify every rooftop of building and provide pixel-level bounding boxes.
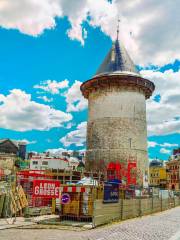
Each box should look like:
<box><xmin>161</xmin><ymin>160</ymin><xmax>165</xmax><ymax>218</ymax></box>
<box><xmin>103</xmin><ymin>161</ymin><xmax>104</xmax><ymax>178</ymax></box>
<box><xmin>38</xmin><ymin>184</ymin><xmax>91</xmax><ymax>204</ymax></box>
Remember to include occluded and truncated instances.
<box><xmin>94</xmin><ymin>19</ymin><xmax>139</xmax><ymax>77</ymax></box>
<box><xmin>166</xmin><ymin>158</ymin><xmax>180</xmax><ymax>165</ymax></box>
<box><xmin>30</xmin><ymin>156</ymin><xmax>69</xmax><ymax>162</ymax></box>
<box><xmin>95</xmin><ymin>38</ymin><xmax>139</xmax><ymax>78</ymax></box>
<box><xmin>0</xmin><ymin>138</ymin><xmax>27</xmax><ymax>147</ymax></box>
<box><xmin>81</xmin><ymin>21</ymin><xmax>155</xmax><ymax>99</ymax></box>
<box><xmin>149</xmin><ymin>159</ymin><xmax>164</xmax><ymax>168</ymax></box>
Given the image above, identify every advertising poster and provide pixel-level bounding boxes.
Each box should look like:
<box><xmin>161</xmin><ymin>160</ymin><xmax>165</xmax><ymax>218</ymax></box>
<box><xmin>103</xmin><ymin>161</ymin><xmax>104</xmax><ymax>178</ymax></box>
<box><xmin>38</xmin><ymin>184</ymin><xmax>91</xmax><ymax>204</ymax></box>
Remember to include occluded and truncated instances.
<box><xmin>33</xmin><ymin>179</ymin><xmax>60</xmax><ymax>198</ymax></box>
<box><xmin>103</xmin><ymin>182</ymin><xmax>119</xmax><ymax>203</ymax></box>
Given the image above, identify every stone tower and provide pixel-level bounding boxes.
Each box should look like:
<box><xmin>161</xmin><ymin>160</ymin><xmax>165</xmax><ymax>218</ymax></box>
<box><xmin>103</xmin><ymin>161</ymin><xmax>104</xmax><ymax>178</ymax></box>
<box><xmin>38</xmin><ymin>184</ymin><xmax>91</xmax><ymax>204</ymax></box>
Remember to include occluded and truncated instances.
<box><xmin>80</xmin><ymin>31</ymin><xmax>155</xmax><ymax>186</ymax></box>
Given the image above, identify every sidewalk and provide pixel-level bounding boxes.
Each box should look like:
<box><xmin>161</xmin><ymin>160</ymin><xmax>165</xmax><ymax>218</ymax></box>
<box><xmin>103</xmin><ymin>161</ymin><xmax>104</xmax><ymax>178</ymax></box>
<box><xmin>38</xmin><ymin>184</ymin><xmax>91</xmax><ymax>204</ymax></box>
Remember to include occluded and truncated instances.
<box><xmin>1</xmin><ymin>207</ymin><xmax>180</xmax><ymax>240</ymax></box>
<box><xmin>0</xmin><ymin>215</ymin><xmax>58</xmax><ymax>230</ymax></box>
<box><xmin>169</xmin><ymin>231</ymin><xmax>180</xmax><ymax>240</ymax></box>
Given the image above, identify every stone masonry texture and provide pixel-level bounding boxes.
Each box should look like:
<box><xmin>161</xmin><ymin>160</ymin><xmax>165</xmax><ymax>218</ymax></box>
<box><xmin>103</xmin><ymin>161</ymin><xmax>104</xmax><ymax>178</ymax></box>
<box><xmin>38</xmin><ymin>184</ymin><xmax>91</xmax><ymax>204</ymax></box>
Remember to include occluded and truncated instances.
<box><xmin>86</xmin><ymin>86</ymin><xmax>148</xmax><ymax>186</ymax></box>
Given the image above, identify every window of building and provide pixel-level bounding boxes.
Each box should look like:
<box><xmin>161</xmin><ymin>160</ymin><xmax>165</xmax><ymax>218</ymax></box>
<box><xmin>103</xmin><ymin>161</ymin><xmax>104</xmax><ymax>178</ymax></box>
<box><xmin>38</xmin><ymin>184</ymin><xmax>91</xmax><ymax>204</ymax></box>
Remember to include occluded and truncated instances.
<box><xmin>42</xmin><ymin>161</ymin><xmax>48</xmax><ymax>165</ymax></box>
<box><xmin>32</xmin><ymin>161</ymin><xmax>38</xmax><ymax>165</ymax></box>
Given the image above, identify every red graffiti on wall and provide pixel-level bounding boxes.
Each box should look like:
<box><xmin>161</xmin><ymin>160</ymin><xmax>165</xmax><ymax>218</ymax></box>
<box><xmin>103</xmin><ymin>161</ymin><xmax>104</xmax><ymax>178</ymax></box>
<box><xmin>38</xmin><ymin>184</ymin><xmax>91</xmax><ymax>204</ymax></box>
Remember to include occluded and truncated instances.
<box><xmin>0</xmin><ymin>168</ymin><xmax>4</xmax><ymax>177</ymax></box>
<box><xmin>107</xmin><ymin>161</ymin><xmax>137</xmax><ymax>186</ymax></box>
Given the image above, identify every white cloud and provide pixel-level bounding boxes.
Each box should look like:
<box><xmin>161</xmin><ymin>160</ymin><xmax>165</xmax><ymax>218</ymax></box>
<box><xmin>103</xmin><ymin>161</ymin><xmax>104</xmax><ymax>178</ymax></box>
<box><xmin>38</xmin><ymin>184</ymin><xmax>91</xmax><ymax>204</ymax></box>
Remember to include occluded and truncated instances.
<box><xmin>37</xmin><ymin>96</ymin><xmax>53</xmax><ymax>103</ymax></box>
<box><xmin>46</xmin><ymin>147</ymin><xmax>67</xmax><ymax>155</ymax></box>
<box><xmin>148</xmin><ymin>158</ymin><xmax>155</xmax><ymax>162</ymax></box>
<box><xmin>64</xmin><ymin>80</ymin><xmax>88</xmax><ymax>112</ymax></box>
<box><xmin>148</xmin><ymin>141</ymin><xmax>158</xmax><ymax>148</ymax></box>
<box><xmin>0</xmin><ymin>89</ymin><xmax>72</xmax><ymax>131</ymax></box>
<box><xmin>114</xmin><ymin>0</ymin><xmax>180</xmax><ymax>65</ymax></box>
<box><xmin>148</xmin><ymin>120</ymin><xmax>180</xmax><ymax>136</ymax></box>
<box><xmin>46</xmin><ymin>148</ymin><xmax>86</xmax><ymax>156</ymax></box>
<box><xmin>141</xmin><ymin>69</ymin><xmax>180</xmax><ymax>136</ymax></box>
<box><xmin>0</xmin><ymin>1</ymin><xmax>179</xmax><ymax>65</ymax></box>
<box><xmin>34</xmin><ymin>79</ymin><xmax>69</xmax><ymax>94</ymax></box>
<box><xmin>65</xmin><ymin>0</ymin><xmax>117</xmax><ymax>45</ymax></box>
<box><xmin>161</xmin><ymin>143</ymin><xmax>178</xmax><ymax>148</ymax></box>
<box><xmin>60</xmin><ymin>121</ymin><xmax>87</xmax><ymax>147</ymax></box>
<box><xmin>65</xmin><ymin>122</ymin><xmax>76</xmax><ymax>129</ymax></box>
<box><xmin>67</xmin><ymin>25</ymin><xmax>88</xmax><ymax>46</ymax></box>
<box><xmin>148</xmin><ymin>141</ymin><xmax>178</xmax><ymax>149</ymax></box>
<box><xmin>0</xmin><ymin>0</ymin><xmax>62</xmax><ymax>36</ymax></box>
<box><xmin>35</xmin><ymin>79</ymin><xmax>88</xmax><ymax>112</ymax></box>
<box><xmin>16</xmin><ymin>139</ymin><xmax>37</xmax><ymax>145</ymax></box>
<box><xmin>160</xmin><ymin>148</ymin><xmax>171</xmax><ymax>155</ymax></box>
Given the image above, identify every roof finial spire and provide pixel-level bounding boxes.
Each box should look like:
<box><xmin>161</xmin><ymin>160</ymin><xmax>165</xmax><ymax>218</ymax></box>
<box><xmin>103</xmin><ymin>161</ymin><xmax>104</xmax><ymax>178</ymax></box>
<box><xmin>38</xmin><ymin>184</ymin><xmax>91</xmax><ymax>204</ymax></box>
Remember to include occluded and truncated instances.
<box><xmin>117</xmin><ymin>18</ymin><xmax>120</xmax><ymax>40</ymax></box>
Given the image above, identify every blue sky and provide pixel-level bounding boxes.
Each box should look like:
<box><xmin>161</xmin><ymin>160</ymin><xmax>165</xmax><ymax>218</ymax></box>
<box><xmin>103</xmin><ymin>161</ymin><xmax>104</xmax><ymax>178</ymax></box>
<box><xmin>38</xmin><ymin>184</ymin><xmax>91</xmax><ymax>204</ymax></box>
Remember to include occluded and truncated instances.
<box><xmin>0</xmin><ymin>0</ymin><xmax>179</xmax><ymax>161</ymax></box>
<box><xmin>0</xmin><ymin>19</ymin><xmax>111</xmax><ymax>152</ymax></box>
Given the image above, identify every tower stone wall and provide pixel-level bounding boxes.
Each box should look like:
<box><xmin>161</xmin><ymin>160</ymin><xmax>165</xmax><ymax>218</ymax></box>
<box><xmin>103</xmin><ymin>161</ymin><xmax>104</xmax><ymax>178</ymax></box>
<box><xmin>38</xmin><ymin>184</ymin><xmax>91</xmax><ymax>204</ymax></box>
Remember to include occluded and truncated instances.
<box><xmin>85</xmin><ymin>85</ymin><xmax>148</xmax><ymax>185</ymax></box>
<box><xmin>81</xmin><ymin>36</ymin><xmax>155</xmax><ymax>187</ymax></box>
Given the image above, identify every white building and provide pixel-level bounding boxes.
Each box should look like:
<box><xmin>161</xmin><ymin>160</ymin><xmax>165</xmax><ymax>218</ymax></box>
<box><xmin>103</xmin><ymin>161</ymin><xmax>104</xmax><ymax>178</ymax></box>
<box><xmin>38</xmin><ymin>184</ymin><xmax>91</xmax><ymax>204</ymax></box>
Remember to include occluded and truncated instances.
<box><xmin>68</xmin><ymin>157</ymin><xmax>80</xmax><ymax>170</ymax></box>
<box><xmin>30</xmin><ymin>155</ymin><xmax>69</xmax><ymax>170</ymax></box>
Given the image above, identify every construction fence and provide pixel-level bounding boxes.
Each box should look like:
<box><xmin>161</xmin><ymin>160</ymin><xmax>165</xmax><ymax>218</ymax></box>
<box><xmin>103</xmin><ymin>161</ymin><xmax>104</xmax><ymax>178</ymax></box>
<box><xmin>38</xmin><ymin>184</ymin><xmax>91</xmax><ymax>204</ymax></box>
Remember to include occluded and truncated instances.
<box><xmin>0</xmin><ymin>180</ymin><xmax>28</xmax><ymax>218</ymax></box>
<box><xmin>92</xmin><ymin>191</ymin><xmax>180</xmax><ymax>227</ymax></box>
<box><xmin>16</xmin><ymin>170</ymin><xmax>55</xmax><ymax>216</ymax></box>
<box><xmin>1</xmin><ymin>170</ymin><xmax>180</xmax><ymax>227</ymax></box>
<box><xmin>59</xmin><ymin>185</ymin><xmax>102</xmax><ymax>222</ymax></box>
<box><xmin>58</xmin><ymin>185</ymin><xmax>180</xmax><ymax>227</ymax></box>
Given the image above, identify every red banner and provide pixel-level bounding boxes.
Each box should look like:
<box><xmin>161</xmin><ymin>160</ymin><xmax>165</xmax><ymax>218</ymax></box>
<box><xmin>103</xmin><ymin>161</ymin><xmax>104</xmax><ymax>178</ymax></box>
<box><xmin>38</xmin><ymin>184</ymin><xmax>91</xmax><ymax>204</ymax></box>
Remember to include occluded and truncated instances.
<box><xmin>33</xmin><ymin>180</ymin><xmax>60</xmax><ymax>198</ymax></box>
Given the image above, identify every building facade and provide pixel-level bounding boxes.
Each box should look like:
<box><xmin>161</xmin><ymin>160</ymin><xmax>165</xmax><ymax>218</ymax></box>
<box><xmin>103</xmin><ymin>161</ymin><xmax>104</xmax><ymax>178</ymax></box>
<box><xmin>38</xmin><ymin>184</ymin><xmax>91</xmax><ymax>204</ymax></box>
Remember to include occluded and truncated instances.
<box><xmin>149</xmin><ymin>160</ymin><xmax>167</xmax><ymax>188</ymax></box>
<box><xmin>81</xmin><ymin>32</ymin><xmax>155</xmax><ymax>186</ymax></box>
<box><xmin>166</xmin><ymin>149</ymin><xmax>180</xmax><ymax>190</ymax></box>
<box><xmin>0</xmin><ymin>139</ymin><xmax>27</xmax><ymax>160</ymax></box>
<box><xmin>0</xmin><ymin>139</ymin><xmax>27</xmax><ymax>174</ymax></box>
<box><xmin>30</xmin><ymin>155</ymin><xmax>69</xmax><ymax>170</ymax></box>
<box><xmin>0</xmin><ymin>153</ymin><xmax>17</xmax><ymax>174</ymax></box>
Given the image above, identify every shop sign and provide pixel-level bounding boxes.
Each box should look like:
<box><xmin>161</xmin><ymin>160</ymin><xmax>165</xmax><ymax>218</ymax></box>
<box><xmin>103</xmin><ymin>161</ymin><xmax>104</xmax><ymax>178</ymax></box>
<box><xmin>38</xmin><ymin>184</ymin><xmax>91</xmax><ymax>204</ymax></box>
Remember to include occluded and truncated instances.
<box><xmin>33</xmin><ymin>179</ymin><xmax>60</xmax><ymax>198</ymax></box>
<box><xmin>103</xmin><ymin>182</ymin><xmax>119</xmax><ymax>203</ymax></box>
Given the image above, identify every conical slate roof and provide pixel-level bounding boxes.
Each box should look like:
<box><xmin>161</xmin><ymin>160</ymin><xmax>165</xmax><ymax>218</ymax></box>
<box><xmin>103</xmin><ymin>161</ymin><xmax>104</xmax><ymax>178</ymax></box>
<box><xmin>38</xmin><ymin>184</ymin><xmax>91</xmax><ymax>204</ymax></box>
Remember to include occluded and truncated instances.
<box><xmin>95</xmin><ymin>39</ymin><xmax>139</xmax><ymax>77</ymax></box>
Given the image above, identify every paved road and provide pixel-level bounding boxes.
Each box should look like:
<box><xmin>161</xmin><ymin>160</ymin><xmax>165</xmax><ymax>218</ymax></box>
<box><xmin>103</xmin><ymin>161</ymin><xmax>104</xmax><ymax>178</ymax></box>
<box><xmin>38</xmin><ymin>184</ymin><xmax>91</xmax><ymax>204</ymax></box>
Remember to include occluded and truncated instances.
<box><xmin>0</xmin><ymin>207</ymin><xmax>180</xmax><ymax>240</ymax></box>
